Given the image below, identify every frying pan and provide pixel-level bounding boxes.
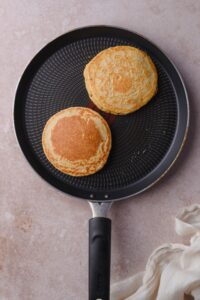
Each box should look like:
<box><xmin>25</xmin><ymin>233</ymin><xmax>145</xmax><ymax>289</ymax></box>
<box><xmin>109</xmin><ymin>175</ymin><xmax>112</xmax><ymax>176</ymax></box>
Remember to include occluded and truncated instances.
<box><xmin>14</xmin><ymin>26</ymin><xmax>189</xmax><ymax>300</ymax></box>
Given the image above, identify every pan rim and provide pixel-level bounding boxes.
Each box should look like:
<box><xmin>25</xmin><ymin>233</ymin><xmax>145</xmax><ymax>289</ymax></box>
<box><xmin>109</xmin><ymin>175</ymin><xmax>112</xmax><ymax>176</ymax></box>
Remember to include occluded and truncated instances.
<box><xmin>13</xmin><ymin>25</ymin><xmax>190</xmax><ymax>202</ymax></box>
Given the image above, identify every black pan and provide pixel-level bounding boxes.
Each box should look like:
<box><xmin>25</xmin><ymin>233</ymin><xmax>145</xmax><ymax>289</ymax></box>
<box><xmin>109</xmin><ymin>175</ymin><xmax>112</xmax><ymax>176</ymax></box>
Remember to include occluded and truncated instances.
<box><xmin>14</xmin><ymin>26</ymin><xmax>189</xmax><ymax>300</ymax></box>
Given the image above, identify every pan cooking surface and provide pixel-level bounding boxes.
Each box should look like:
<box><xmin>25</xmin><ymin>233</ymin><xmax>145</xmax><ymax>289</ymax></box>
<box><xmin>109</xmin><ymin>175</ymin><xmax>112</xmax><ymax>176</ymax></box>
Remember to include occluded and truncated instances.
<box><xmin>25</xmin><ymin>38</ymin><xmax>176</xmax><ymax>188</ymax></box>
<box><xmin>14</xmin><ymin>27</ymin><xmax>188</xmax><ymax>200</ymax></box>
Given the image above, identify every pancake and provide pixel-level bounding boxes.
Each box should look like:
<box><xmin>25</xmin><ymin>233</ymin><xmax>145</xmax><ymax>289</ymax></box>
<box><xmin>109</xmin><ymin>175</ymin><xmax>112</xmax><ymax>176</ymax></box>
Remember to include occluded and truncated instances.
<box><xmin>84</xmin><ymin>46</ymin><xmax>158</xmax><ymax>115</ymax></box>
<box><xmin>42</xmin><ymin>107</ymin><xmax>111</xmax><ymax>176</ymax></box>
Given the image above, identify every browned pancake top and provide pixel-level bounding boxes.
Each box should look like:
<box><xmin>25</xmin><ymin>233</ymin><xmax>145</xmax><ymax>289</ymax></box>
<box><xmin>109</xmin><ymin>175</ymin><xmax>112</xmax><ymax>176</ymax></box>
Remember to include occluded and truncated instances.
<box><xmin>51</xmin><ymin>115</ymin><xmax>103</xmax><ymax>161</ymax></box>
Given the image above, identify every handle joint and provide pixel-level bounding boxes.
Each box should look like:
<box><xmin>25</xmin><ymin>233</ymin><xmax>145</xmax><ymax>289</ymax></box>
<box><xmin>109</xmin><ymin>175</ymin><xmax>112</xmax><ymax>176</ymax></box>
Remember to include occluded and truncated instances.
<box><xmin>89</xmin><ymin>201</ymin><xmax>112</xmax><ymax>218</ymax></box>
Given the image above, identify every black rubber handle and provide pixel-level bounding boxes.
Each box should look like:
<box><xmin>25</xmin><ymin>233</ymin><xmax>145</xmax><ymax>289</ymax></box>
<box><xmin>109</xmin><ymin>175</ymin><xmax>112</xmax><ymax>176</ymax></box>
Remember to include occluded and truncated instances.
<box><xmin>89</xmin><ymin>217</ymin><xmax>111</xmax><ymax>300</ymax></box>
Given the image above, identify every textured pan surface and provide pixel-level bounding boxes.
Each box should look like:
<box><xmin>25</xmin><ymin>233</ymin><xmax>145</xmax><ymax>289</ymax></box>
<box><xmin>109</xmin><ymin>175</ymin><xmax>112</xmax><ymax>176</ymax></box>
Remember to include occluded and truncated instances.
<box><xmin>14</xmin><ymin>26</ymin><xmax>189</xmax><ymax>201</ymax></box>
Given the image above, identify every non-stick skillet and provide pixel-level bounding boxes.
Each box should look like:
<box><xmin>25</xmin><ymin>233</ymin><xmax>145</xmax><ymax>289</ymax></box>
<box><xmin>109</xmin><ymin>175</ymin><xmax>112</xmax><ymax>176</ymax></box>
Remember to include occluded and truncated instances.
<box><xmin>14</xmin><ymin>26</ymin><xmax>189</xmax><ymax>300</ymax></box>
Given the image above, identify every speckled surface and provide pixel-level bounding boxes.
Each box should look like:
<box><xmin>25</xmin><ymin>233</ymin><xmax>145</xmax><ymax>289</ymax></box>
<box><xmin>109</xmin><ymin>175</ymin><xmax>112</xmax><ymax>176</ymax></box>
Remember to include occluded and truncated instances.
<box><xmin>0</xmin><ymin>1</ymin><xmax>199</xmax><ymax>299</ymax></box>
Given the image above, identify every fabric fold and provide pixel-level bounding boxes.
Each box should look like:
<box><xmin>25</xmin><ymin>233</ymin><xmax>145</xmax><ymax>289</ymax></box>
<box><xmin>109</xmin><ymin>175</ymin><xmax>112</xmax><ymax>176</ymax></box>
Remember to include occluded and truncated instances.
<box><xmin>111</xmin><ymin>204</ymin><xmax>200</xmax><ymax>300</ymax></box>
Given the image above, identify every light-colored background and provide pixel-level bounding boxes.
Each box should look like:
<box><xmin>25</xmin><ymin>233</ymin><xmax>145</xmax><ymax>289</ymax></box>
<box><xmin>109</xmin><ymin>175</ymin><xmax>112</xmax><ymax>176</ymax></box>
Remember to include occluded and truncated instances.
<box><xmin>0</xmin><ymin>1</ymin><xmax>199</xmax><ymax>299</ymax></box>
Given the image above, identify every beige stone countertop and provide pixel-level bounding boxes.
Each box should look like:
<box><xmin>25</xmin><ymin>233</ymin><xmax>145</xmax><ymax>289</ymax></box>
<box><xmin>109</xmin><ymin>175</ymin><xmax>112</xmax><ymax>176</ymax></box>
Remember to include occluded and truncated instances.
<box><xmin>0</xmin><ymin>1</ymin><xmax>200</xmax><ymax>299</ymax></box>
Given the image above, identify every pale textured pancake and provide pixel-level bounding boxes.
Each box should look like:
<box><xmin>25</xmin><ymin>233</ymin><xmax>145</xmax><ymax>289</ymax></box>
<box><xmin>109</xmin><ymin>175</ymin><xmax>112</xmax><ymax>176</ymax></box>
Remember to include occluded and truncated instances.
<box><xmin>84</xmin><ymin>46</ymin><xmax>158</xmax><ymax>115</ymax></box>
<box><xmin>42</xmin><ymin>107</ymin><xmax>111</xmax><ymax>176</ymax></box>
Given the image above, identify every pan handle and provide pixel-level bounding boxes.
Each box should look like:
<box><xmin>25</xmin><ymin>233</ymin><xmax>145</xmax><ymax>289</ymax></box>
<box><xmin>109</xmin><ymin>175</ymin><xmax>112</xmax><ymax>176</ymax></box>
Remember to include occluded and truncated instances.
<box><xmin>89</xmin><ymin>217</ymin><xmax>111</xmax><ymax>300</ymax></box>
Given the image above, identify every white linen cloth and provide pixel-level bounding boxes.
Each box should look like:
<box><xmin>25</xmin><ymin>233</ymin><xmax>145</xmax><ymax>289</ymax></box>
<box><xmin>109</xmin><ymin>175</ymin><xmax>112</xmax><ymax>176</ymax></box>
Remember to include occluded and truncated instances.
<box><xmin>111</xmin><ymin>204</ymin><xmax>200</xmax><ymax>300</ymax></box>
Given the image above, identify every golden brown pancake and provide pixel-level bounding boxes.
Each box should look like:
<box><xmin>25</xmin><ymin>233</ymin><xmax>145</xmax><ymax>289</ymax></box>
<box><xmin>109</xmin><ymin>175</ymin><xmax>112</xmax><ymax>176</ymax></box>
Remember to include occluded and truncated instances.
<box><xmin>42</xmin><ymin>107</ymin><xmax>111</xmax><ymax>176</ymax></box>
<box><xmin>84</xmin><ymin>46</ymin><xmax>158</xmax><ymax>115</ymax></box>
